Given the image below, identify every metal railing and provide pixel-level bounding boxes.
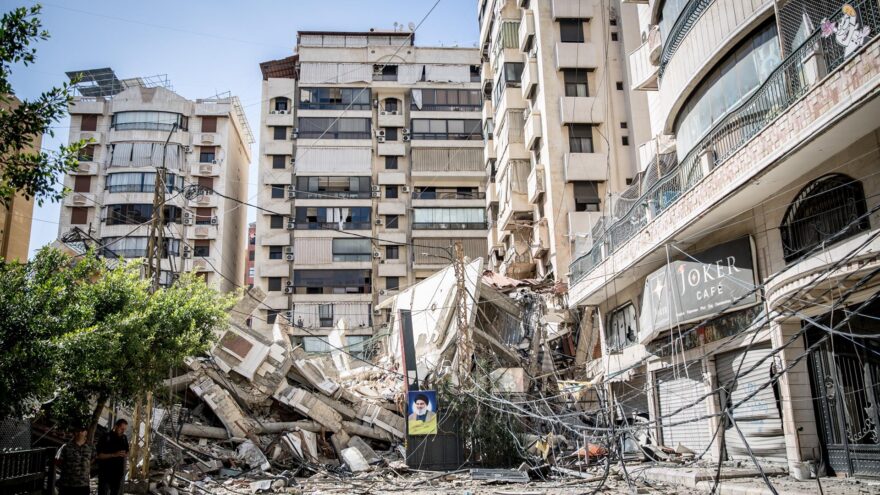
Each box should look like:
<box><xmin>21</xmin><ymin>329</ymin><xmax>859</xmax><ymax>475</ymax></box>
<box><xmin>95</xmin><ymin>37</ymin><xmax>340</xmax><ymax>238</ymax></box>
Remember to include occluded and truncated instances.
<box><xmin>412</xmin><ymin>191</ymin><xmax>486</xmax><ymax>200</ymax></box>
<box><xmin>569</xmin><ymin>0</ymin><xmax>879</xmax><ymax>285</ymax></box>
<box><xmin>0</xmin><ymin>447</ymin><xmax>56</xmax><ymax>495</ymax></box>
<box><xmin>294</xmin><ymin>222</ymin><xmax>372</xmax><ymax>230</ymax></box>
<box><xmin>658</xmin><ymin>0</ymin><xmax>715</xmax><ymax>77</ymax></box>
<box><xmin>413</xmin><ymin>222</ymin><xmax>488</xmax><ymax>230</ymax></box>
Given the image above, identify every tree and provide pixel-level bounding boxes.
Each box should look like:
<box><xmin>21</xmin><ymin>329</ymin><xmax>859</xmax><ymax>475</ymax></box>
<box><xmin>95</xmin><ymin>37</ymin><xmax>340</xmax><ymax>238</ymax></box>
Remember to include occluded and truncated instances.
<box><xmin>0</xmin><ymin>4</ymin><xmax>86</xmax><ymax>205</ymax></box>
<box><xmin>0</xmin><ymin>248</ymin><xmax>236</xmax><ymax>435</ymax></box>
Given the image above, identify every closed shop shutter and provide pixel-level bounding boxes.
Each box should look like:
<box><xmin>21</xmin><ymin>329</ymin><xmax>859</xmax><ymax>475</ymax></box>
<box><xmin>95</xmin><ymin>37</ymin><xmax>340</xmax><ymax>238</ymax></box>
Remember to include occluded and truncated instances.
<box><xmin>655</xmin><ymin>362</ymin><xmax>713</xmax><ymax>454</ymax></box>
<box><xmin>612</xmin><ymin>373</ymin><xmax>650</xmax><ymax>418</ymax></box>
<box><xmin>715</xmin><ymin>345</ymin><xmax>786</xmax><ymax>463</ymax></box>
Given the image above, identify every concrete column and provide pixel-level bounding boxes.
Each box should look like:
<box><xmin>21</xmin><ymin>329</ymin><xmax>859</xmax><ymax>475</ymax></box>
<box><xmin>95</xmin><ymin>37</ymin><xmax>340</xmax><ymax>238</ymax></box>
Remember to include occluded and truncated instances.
<box><xmin>704</xmin><ymin>356</ymin><xmax>724</xmax><ymax>462</ymax></box>
<box><xmin>645</xmin><ymin>369</ymin><xmax>663</xmax><ymax>447</ymax></box>
<box><xmin>770</xmin><ymin>318</ymin><xmax>821</xmax><ymax>470</ymax></box>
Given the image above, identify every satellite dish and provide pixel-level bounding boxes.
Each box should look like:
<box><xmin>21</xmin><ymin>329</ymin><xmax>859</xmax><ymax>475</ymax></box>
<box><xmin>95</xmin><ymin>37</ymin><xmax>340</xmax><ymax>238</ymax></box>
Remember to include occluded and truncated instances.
<box><xmin>408</xmin><ymin>22</ymin><xmax>416</xmax><ymax>31</ymax></box>
<box><xmin>393</xmin><ymin>22</ymin><xmax>399</xmax><ymax>31</ymax></box>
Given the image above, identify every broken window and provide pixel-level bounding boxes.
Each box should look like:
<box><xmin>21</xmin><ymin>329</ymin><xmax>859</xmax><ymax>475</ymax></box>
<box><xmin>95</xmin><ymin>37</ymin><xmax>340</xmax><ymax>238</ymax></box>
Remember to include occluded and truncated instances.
<box><xmin>607</xmin><ymin>303</ymin><xmax>638</xmax><ymax>352</ymax></box>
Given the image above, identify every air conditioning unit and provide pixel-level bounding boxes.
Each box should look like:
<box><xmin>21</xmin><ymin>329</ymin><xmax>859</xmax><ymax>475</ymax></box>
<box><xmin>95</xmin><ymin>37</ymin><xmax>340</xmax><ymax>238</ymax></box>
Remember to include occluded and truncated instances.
<box><xmin>284</xmin><ymin>310</ymin><xmax>293</xmax><ymax>322</ymax></box>
<box><xmin>285</xmin><ymin>253</ymin><xmax>295</xmax><ymax>262</ymax></box>
<box><xmin>183</xmin><ymin>212</ymin><xmax>193</xmax><ymax>226</ymax></box>
<box><xmin>283</xmin><ymin>286</ymin><xmax>294</xmax><ymax>294</ymax></box>
<box><xmin>372</xmin><ymin>250</ymin><xmax>382</xmax><ymax>259</ymax></box>
<box><xmin>286</xmin><ymin>220</ymin><xmax>296</xmax><ymax>230</ymax></box>
<box><xmin>199</xmin><ymin>164</ymin><xmax>212</xmax><ymax>174</ymax></box>
<box><xmin>73</xmin><ymin>194</ymin><xmax>87</xmax><ymax>205</ymax></box>
<box><xmin>291</xmin><ymin>128</ymin><xmax>299</xmax><ymax>139</ymax></box>
<box><xmin>377</xmin><ymin>136</ymin><xmax>386</xmax><ymax>143</ymax></box>
<box><xmin>378</xmin><ymin>289</ymin><xmax>386</xmax><ymax>296</ymax></box>
<box><xmin>375</xmin><ymin>129</ymin><xmax>386</xmax><ymax>138</ymax></box>
<box><xmin>401</xmin><ymin>185</ymin><xmax>411</xmax><ymax>193</ymax></box>
<box><xmin>372</xmin><ymin>99</ymin><xmax>379</xmax><ymax>108</ymax></box>
<box><xmin>211</xmin><ymin>159</ymin><xmax>218</xmax><ymax>165</ymax></box>
<box><xmin>285</xmin><ymin>280</ymin><xmax>293</xmax><ymax>287</ymax></box>
<box><xmin>375</xmin><ymin>218</ymin><xmax>383</xmax><ymax>225</ymax></box>
<box><xmin>370</xmin><ymin>185</ymin><xmax>381</xmax><ymax>192</ymax></box>
<box><xmin>279</xmin><ymin>110</ymin><xmax>289</xmax><ymax>115</ymax></box>
<box><xmin>402</xmin><ymin>128</ymin><xmax>410</xmax><ymax>135</ymax></box>
<box><xmin>210</xmin><ymin>216</ymin><xmax>218</xmax><ymax>225</ymax></box>
<box><xmin>182</xmin><ymin>246</ymin><xmax>191</xmax><ymax>259</ymax></box>
<box><xmin>371</xmin><ymin>191</ymin><xmax>381</xmax><ymax>198</ymax></box>
<box><xmin>289</xmin><ymin>157</ymin><xmax>296</xmax><ymax>165</ymax></box>
<box><xmin>286</xmin><ymin>186</ymin><xmax>296</xmax><ymax>199</ymax></box>
<box><xmin>379</xmin><ymin>111</ymin><xmax>388</xmax><ymax>116</ymax></box>
<box><xmin>402</xmin><ymin>135</ymin><xmax>410</xmax><ymax>142</ymax></box>
<box><xmin>270</xmin><ymin>110</ymin><xmax>279</xmax><ymax>115</ymax></box>
<box><xmin>183</xmin><ymin>145</ymin><xmax>193</xmax><ymax>153</ymax></box>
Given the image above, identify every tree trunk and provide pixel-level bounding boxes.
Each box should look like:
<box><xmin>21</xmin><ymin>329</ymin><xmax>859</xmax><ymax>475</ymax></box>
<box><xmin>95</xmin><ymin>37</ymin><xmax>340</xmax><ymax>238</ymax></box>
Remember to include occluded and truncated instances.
<box><xmin>87</xmin><ymin>394</ymin><xmax>108</xmax><ymax>442</ymax></box>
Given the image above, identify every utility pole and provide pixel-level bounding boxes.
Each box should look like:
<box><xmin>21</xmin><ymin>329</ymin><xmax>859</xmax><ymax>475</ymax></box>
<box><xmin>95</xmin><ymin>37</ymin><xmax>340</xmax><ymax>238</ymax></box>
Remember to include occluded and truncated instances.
<box><xmin>454</xmin><ymin>242</ymin><xmax>473</xmax><ymax>384</ymax></box>
<box><xmin>129</xmin><ymin>122</ymin><xmax>178</xmax><ymax>489</ymax></box>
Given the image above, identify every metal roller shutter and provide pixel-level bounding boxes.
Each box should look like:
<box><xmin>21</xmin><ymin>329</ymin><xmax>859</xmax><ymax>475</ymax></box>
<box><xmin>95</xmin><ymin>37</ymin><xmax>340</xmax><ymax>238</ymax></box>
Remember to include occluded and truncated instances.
<box><xmin>613</xmin><ymin>373</ymin><xmax>650</xmax><ymax>418</ymax></box>
<box><xmin>655</xmin><ymin>362</ymin><xmax>714</xmax><ymax>454</ymax></box>
<box><xmin>715</xmin><ymin>345</ymin><xmax>786</xmax><ymax>463</ymax></box>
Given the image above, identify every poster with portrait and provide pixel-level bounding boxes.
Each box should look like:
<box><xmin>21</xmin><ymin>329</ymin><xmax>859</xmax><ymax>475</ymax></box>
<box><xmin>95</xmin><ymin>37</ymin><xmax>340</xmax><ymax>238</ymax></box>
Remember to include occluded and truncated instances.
<box><xmin>407</xmin><ymin>390</ymin><xmax>438</xmax><ymax>435</ymax></box>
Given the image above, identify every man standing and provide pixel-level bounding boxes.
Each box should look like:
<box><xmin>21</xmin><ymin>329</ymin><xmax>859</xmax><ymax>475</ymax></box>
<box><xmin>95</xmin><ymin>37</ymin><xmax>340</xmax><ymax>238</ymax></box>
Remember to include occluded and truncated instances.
<box><xmin>57</xmin><ymin>428</ymin><xmax>95</xmax><ymax>495</ymax></box>
<box><xmin>96</xmin><ymin>419</ymin><xmax>129</xmax><ymax>495</ymax></box>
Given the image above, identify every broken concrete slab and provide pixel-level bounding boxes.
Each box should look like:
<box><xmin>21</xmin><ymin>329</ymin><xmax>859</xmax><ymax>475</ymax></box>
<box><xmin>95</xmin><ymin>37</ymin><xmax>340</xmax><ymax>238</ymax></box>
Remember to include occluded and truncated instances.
<box><xmin>347</xmin><ymin>436</ymin><xmax>381</xmax><ymax>465</ymax></box>
<box><xmin>189</xmin><ymin>375</ymin><xmax>256</xmax><ymax>438</ymax></box>
<box><xmin>340</xmin><ymin>447</ymin><xmax>370</xmax><ymax>472</ymax></box>
<box><xmin>273</xmin><ymin>382</ymin><xmax>343</xmax><ymax>432</ymax></box>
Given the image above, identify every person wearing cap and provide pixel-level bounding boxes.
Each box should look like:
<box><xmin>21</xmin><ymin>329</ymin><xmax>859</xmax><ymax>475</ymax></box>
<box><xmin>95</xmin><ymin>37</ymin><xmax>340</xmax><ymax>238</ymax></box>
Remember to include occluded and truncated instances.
<box><xmin>407</xmin><ymin>393</ymin><xmax>437</xmax><ymax>435</ymax></box>
<box><xmin>56</xmin><ymin>427</ymin><xmax>95</xmax><ymax>495</ymax></box>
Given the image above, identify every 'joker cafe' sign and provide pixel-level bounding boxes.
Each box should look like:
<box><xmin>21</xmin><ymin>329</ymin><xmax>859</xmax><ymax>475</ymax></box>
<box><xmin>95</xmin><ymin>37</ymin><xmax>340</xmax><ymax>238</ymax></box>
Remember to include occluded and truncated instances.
<box><xmin>638</xmin><ymin>237</ymin><xmax>758</xmax><ymax>344</ymax></box>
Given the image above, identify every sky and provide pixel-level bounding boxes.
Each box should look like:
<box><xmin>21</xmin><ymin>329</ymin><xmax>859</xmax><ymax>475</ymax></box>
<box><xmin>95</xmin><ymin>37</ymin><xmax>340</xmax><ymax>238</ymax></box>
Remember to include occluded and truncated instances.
<box><xmin>5</xmin><ymin>0</ymin><xmax>479</xmax><ymax>258</ymax></box>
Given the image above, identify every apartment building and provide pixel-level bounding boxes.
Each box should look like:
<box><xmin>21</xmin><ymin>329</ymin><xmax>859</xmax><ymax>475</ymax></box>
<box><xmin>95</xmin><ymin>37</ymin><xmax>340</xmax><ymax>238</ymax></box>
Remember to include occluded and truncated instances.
<box><xmin>478</xmin><ymin>0</ymin><xmax>650</xmax><ymax>282</ymax></box>
<box><xmin>59</xmin><ymin>69</ymin><xmax>253</xmax><ymax>292</ymax></box>
<box><xmin>255</xmin><ymin>31</ymin><xmax>486</xmax><ymax>349</ymax></box>
<box><xmin>246</xmin><ymin>221</ymin><xmax>256</xmax><ymax>287</ymax></box>
<box><xmin>567</xmin><ymin>0</ymin><xmax>880</xmax><ymax>475</ymax></box>
<box><xmin>0</xmin><ymin>97</ymin><xmax>41</xmax><ymax>261</ymax></box>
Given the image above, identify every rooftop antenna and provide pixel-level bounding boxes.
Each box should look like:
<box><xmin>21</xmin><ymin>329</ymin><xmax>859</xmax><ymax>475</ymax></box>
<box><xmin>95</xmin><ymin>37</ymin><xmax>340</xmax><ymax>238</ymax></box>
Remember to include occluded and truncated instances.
<box><xmin>393</xmin><ymin>21</ymin><xmax>399</xmax><ymax>31</ymax></box>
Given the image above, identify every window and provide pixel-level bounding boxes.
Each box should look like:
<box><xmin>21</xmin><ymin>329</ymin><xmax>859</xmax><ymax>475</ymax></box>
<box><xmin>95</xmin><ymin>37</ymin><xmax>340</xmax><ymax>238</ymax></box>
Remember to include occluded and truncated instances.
<box><xmin>269</xmin><ymin>246</ymin><xmax>283</xmax><ymax>260</ymax></box>
<box><xmin>386</xmin><ymin>245</ymin><xmax>399</xmax><ymax>260</ymax></box>
<box><xmin>574</xmin><ymin>181</ymin><xmax>600</xmax><ymax>212</ymax></box>
<box><xmin>413</xmin><ymin>89</ymin><xmax>482</xmax><ymax>111</ymax></box>
<box><xmin>384</xmin><ymin>99</ymin><xmax>399</xmax><ymax>112</ymax></box>
<box><xmin>622</xmin><ymin>136</ymin><xmax>629</xmax><ymax>146</ymax></box>
<box><xmin>273</xmin><ymin>126</ymin><xmax>288</xmax><ymax>140</ymax></box>
<box><xmin>193</xmin><ymin>240</ymin><xmax>210</xmax><ymax>257</ymax></box>
<box><xmin>294</xmin><ymin>207</ymin><xmax>371</xmax><ymax>229</ymax></box>
<box><xmin>332</xmin><ymin>238</ymin><xmax>372</xmax><ymax>262</ymax></box>
<box><xmin>266</xmin><ymin>309</ymin><xmax>280</xmax><ymax>324</ymax></box>
<box><xmin>568</xmin><ymin>124</ymin><xmax>594</xmax><ymax>153</ymax></box>
<box><xmin>297</xmin><ymin>117</ymin><xmax>371</xmax><ymax>139</ymax></box>
<box><xmin>299</xmin><ymin>87</ymin><xmax>371</xmax><ymax>110</ymax></box>
<box><xmin>249</xmin><ymin>250</ymin><xmax>255</xmax><ymax>261</ymax></box>
<box><xmin>318</xmin><ymin>304</ymin><xmax>334</xmax><ymax>327</ymax></box>
<box><xmin>78</xmin><ymin>144</ymin><xmax>97</xmax><ymax>161</ymax></box>
<box><xmin>780</xmin><ymin>174</ymin><xmax>869</xmax><ymax>263</ymax></box>
<box><xmin>470</xmin><ymin>65</ymin><xmax>481</xmax><ymax>82</ymax></box>
<box><xmin>199</xmin><ymin>146</ymin><xmax>216</xmax><ymax>163</ymax></box>
<box><xmin>295</xmin><ymin>176</ymin><xmax>372</xmax><ymax>199</ymax></box>
<box><xmin>80</xmin><ymin>114</ymin><xmax>97</xmax><ymax>132</ymax></box>
<box><xmin>201</xmin><ymin>117</ymin><xmax>217</xmax><ymax>133</ymax></box>
<box><xmin>385</xmin><ymin>156</ymin><xmax>398</xmax><ymax>169</ymax></box>
<box><xmin>70</xmin><ymin>207</ymin><xmax>88</xmax><ymax>224</ymax></box>
<box><xmin>410</xmin><ymin>119</ymin><xmax>482</xmax><ymax>140</ymax></box>
<box><xmin>610</xmin><ymin>18</ymin><xmax>618</xmax><ymax>26</ymax></box>
<box><xmin>111</xmin><ymin>111</ymin><xmax>187</xmax><ymax>131</ymax></box>
<box><xmin>563</xmin><ymin>69</ymin><xmax>589</xmax><ymax>97</ymax></box>
<box><xmin>272</xmin><ymin>155</ymin><xmax>287</xmax><ymax>169</ymax></box>
<box><xmin>373</xmin><ymin>65</ymin><xmax>398</xmax><ymax>81</ymax></box>
<box><xmin>385</xmin><ymin>185</ymin><xmax>398</xmax><ymax>199</ymax></box>
<box><xmin>274</xmin><ymin>97</ymin><xmax>290</xmax><ymax>111</ymax></box>
<box><xmin>105</xmin><ymin>172</ymin><xmax>182</xmax><ymax>193</ymax></box>
<box><xmin>347</xmin><ymin>335</ymin><xmax>370</xmax><ymax>360</ymax></box>
<box><xmin>270</xmin><ymin>215</ymin><xmax>285</xmax><ymax>229</ymax></box>
<box><xmin>412</xmin><ymin>208</ymin><xmax>486</xmax><ymax>229</ymax></box>
<box><xmin>502</xmin><ymin>63</ymin><xmax>524</xmax><ymax>84</ymax></box>
<box><xmin>560</xmin><ymin>19</ymin><xmax>585</xmax><ymax>43</ymax></box>
<box><xmin>73</xmin><ymin>175</ymin><xmax>91</xmax><ymax>193</ymax></box>
<box><xmin>197</xmin><ymin>176</ymin><xmax>213</xmax><ymax>194</ymax></box>
<box><xmin>610</xmin><ymin>32</ymin><xmax>619</xmax><ymax>42</ymax></box>
<box><xmin>386</xmin><ymin>277</ymin><xmax>400</xmax><ymax>291</ymax></box>
<box><xmin>293</xmin><ymin>270</ymin><xmax>371</xmax><ymax>294</ymax></box>
<box><xmin>607</xmin><ymin>303</ymin><xmax>637</xmax><ymax>352</ymax></box>
<box><xmin>620</xmin><ymin>122</ymin><xmax>628</xmax><ymax>129</ymax></box>
<box><xmin>106</xmin><ymin>204</ymin><xmax>180</xmax><ymax>225</ymax></box>
<box><xmin>384</xmin><ymin>128</ymin><xmax>398</xmax><ymax>141</ymax></box>
<box><xmin>271</xmin><ymin>184</ymin><xmax>286</xmax><ymax>199</ymax></box>
<box><xmin>385</xmin><ymin>215</ymin><xmax>399</xmax><ymax>229</ymax></box>
<box><xmin>195</xmin><ymin>207</ymin><xmax>213</xmax><ymax>225</ymax></box>
<box><xmin>615</xmin><ymin>81</ymin><xmax>624</xmax><ymax>90</ymax></box>
<box><xmin>268</xmin><ymin>277</ymin><xmax>283</xmax><ymax>292</ymax></box>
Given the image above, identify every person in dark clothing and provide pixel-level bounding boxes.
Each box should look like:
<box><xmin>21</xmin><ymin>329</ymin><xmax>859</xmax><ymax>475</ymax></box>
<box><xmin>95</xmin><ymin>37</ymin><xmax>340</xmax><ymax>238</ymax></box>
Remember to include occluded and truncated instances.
<box><xmin>57</xmin><ymin>428</ymin><xmax>95</xmax><ymax>495</ymax></box>
<box><xmin>96</xmin><ymin>419</ymin><xmax>129</xmax><ymax>495</ymax></box>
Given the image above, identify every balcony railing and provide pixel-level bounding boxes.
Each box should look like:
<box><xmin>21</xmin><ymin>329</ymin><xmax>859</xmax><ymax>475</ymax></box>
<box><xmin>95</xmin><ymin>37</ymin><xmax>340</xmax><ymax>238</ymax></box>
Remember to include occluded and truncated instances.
<box><xmin>658</xmin><ymin>0</ymin><xmax>715</xmax><ymax>77</ymax></box>
<box><xmin>296</xmin><ymin>191</ymin><xmax>372</xmax><ymax>200</ymax></box>
<box><xmin>294</xmin><ymin>222</ymin><xmax>372</xmax><ymax>230</ymax></box>
<box><xmin>569</xmin><ymin>0</ymin><xmax>880</xmax><ymax>285</ymax></box>
<box><xmin>412</xmin><ymin>191</ymin><xmax>487</xmax><ymax>200</ymax></box>
<box><xmin>413</xmin><ymin>222</ymin><xmax>488</xmax><ymax>230</ymax></box>
<box><xmin>410</xmin><ymin>132</ymin><xmax>482</xmax><ymax>141</ymax></box>
<box><xmin>297</xmin><ymin>131</ymin><xmax>371</xmax><ymax>140</ymax></box>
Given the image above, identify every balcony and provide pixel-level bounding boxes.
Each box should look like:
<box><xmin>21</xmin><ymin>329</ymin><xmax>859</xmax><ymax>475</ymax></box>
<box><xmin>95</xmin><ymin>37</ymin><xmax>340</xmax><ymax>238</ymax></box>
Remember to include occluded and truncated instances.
<box><xmin>481</xmin><ymin>61</ymin><xmax>493</xmax><ymax>95</ymax></box>
<box><xmin>192</xmin><ymin>257</ymin><xmax>216</xmax><ymax>272</ymax></box>
<box><xmin>377</xmin><ymin>141</ymin><xmax>406</xmax><ymax>156</ymax></box>
<box><xmin>568</xmin><ymin>211</ymin><xmax>603</xmax><ymax>240</ymax></box>
<box><xmin>524</xmin><ymin>109</ymin><xmax>542</xmax><ymax>149</ymax></box>
<box><xmin>263</xmin><ymin>140</ymin><xmax>292</xmax><ymax>155</ymax></box>
<box><xmin>518</xmin><ymin>10</ymin><xmax>535</xmax><ymax>52</ymax></box>
<box><xmin>485</xmin><ymin>139</ymin><xmax>497</xmax><ymax>161</ymax></box>
<box><xmin>569</xmin><ymin>3</ymin><xmax>880</xmax><ymax>298</ymax></box>
<box><xmin>377</xmin><ymin>172</ymin><xmax>405</xmax><ymax>185</ymax></box>
<box><xmin>499</xmin><ymin>245</ymin><xmax>535</xmax><ymax>279</ymax></box>
<box><xmin>527</xmin><ymin>165</ymin><xmax>544</xmax><ymax>204</ymax></box>
<box><xmin>377</xmin><ymin>112</ymin><xmax>405</xmax><ymax>128</ymax></box>
<box><xmin>554</xmin><ymin>42</ymin><xmax>599</xmax><ymax>70</ymax></box>
<box><xmin>559</xmin><ymin>96</ymin><xmax>604</xmax><ymax>124</ymax></box>
<box><xmin>73</xmin><ymin>162</ymin><xmax>98</xmax><ymax>175</ymax></box>
<box><xmin>70</xmin><ymin>97</ymin><xmax>106</xmax><ymax>114</ymax></box>
<box><xmin>486</xmin><ymin>182</ymin><xmax>499</xmax><ymax>206</ymax></box>
<box><xmin>64</xmin><ymin>192</ymin><xmax>95</xmax><ymax>207</ymax></box>
<box><xmin>521</xmin><ymin>58</ymin><xmax>539</xmax><ymax>99</ymax></box>
<box><xmin>265</xmin><ymin>111</ymin><xmax>294</xmax><ymax>127</ymax></box>
<box><xmin>564</xmin><ymin>152</ymin><xmax>608</xmax><ymax>182</ymax></box>
<box><xmin>412</xmin><ymin>191</ymin><xmax>486</xmax><ymax>201</ymax></box>
<box><xmin>378</xmin><ymin>263</ymin><xmax>407</xmax><ymax>278</ymax></box>
<box><xmin>78</xmin><ymin>131</ymin><xmax>103</xmax><ymax>144</ymax></box>
<box><xmin>482</xmin><ymin>99</ymin><xmax>494</xmax><ymax>123</ymax></box>
<box><xmin>551</xmin><ymin>0</ymin><xmax>595</xmax><ymax>18</ymax></box>
<box><xmin>531</xmin><ymin>219</ymin><xmax>550</xmax><ymax>258</ymax></box>
<box><xmin>629</xmin><ymin>34</ymin><xmax>659</xmax><ymax>91</ymax></box>
<box><xmin>192</xmin><ymin>163</ymin><xmax>220</xmax><ymax>176</ymax></box>
<box><xmin>190</xmin><ymin>225</ymin><xmax>218</xmax><ymax>240</ymax></box>
<box><xmin>412</xmin><ymin>222</ymin><xmax>487</xmax><ymax>230</ymax></box>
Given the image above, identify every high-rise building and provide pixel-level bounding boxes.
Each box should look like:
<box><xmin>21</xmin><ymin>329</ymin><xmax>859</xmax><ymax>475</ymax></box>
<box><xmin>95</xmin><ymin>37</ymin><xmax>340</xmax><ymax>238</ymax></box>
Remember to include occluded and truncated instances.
<box><xmin>246</xmin><ymin>221</ymin><xmax>256</xmax><ymax>287</ymax></box>
<box><xmin>0</xmin><ymin>97</ymin><xmax>41</xmax><ymax>262</ymax></box>
<box><xmin>567</xmin><ymin>0</ymin><xmax>880</xmax><ymax>474</ymax></box>
<box><xmin>255</xmin><ymin>31</ymin><xmax>486</xmax><ymax>348</ymax></box>
<box><xmin>58</xmin><ymin>69</ymin><xmax>253</xmax><ymax>292</ymax></box>
<box><xmin>478</xmin><ymin>0</ymin><xmax>650</xmax><ymax>282</ymax></box>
